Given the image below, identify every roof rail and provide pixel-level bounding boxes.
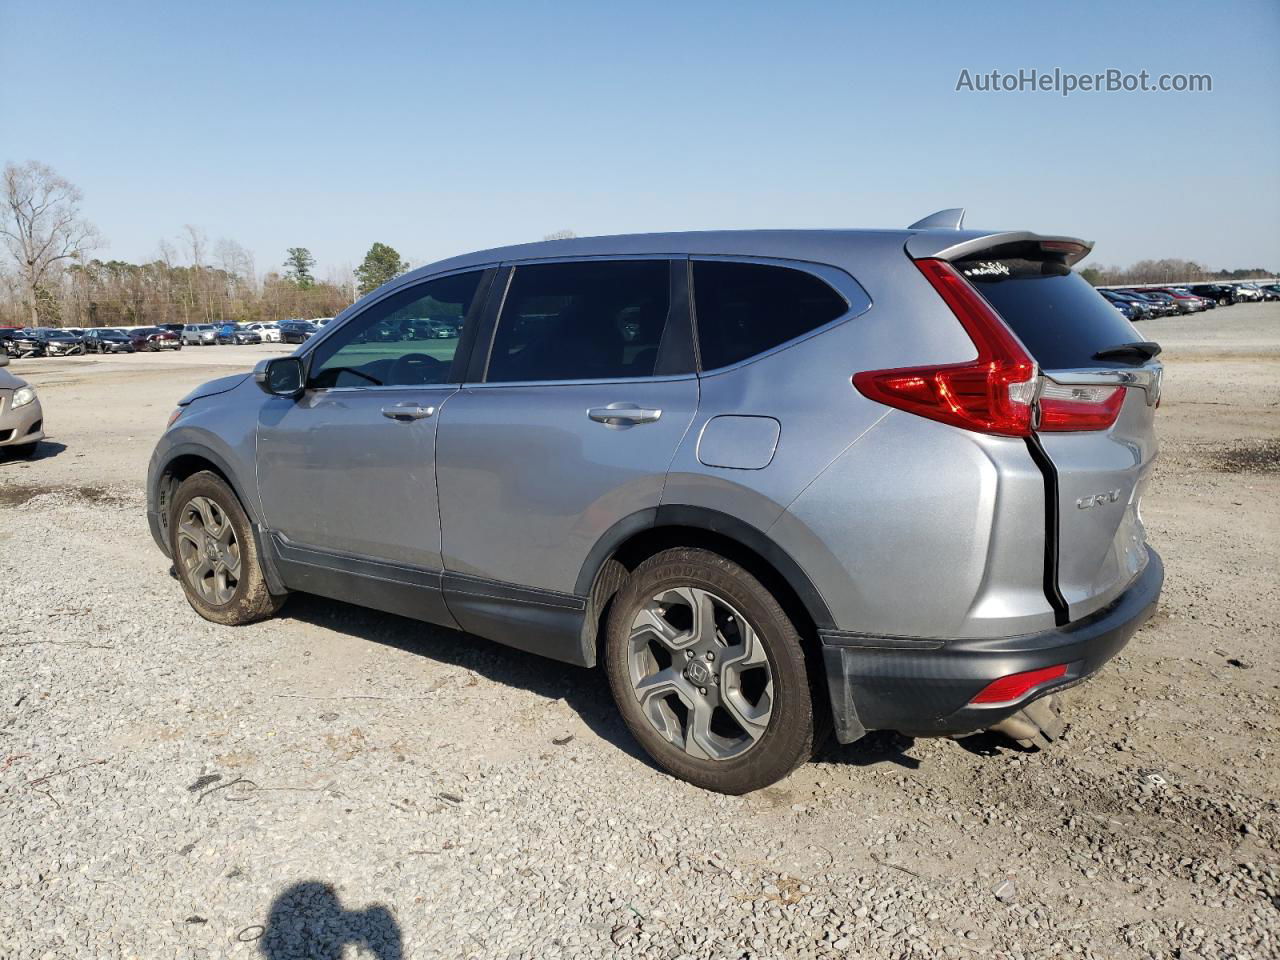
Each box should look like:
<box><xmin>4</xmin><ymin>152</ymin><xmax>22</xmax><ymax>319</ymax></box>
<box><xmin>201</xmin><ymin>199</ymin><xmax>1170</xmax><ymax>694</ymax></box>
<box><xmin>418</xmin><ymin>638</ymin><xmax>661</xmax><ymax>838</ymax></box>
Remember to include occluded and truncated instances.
<box><xmin>908</xmin><ymin>208</ymin><xmax>966</xmax><ymax>230</ymax></box>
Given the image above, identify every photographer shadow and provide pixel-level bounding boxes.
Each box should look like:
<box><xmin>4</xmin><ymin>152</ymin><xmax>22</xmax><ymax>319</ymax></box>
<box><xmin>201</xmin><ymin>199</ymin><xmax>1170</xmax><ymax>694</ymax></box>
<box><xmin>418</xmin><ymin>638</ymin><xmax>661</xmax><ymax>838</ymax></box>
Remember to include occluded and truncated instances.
<box><xmin>258</xmin><ymin>881</ymin><xmax>402</xmax><ymax>960</ymax></box>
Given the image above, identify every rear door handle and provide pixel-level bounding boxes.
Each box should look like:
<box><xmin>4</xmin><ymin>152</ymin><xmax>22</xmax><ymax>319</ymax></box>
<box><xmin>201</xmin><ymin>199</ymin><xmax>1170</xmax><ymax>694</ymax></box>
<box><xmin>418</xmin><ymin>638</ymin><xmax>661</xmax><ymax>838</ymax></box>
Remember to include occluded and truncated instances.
<box><xmin>587</xmin><ymin>404</ymin><xmax>662</xmax><ymax>425</ymax></box>
<box><xmin>381</xmin><ymin>403</ymin><xmax>436</xmax><ymax>421</ymax></box>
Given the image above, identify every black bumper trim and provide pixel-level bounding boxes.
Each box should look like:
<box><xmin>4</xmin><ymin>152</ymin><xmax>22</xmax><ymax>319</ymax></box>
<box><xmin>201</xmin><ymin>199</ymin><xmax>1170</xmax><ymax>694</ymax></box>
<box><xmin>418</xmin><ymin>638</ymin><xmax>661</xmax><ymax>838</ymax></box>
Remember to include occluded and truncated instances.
<box><xmin>821</xmin><ymin>548</ymin><xmax>1164</xmax><ymax>743</ymax></box>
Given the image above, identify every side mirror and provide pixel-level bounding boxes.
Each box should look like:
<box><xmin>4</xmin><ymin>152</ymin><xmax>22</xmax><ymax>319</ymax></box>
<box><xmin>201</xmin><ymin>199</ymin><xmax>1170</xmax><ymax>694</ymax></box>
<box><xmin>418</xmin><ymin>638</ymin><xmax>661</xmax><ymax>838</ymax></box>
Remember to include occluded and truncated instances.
<box><xmin>254</xmin><ymin>356</ymin><xmax>305</xmax><ymax>398</ymax></box>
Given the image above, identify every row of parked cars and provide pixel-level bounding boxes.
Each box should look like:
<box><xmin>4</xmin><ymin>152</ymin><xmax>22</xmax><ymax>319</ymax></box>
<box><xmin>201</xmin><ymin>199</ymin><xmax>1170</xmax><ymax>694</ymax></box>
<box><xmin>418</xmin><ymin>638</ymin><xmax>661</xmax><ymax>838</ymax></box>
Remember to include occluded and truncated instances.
<box><xmin>178</xmin><ymin>321</ymin><xmax>297</xmax><ymax>346</ymax></box>
<box><xmin>0</xmin><ymin>326</ymin><xmax>175</xmax><ymax>357</ymax></box>
<box><xmin>1099</xmin><ymin>282</ymin><xmax>1279</xmax><ymax>321</ymax></box>
<box><xmin>0</xmin><ymin>319</ymin><xmax>337</xmax><ymax>358</ymax></box>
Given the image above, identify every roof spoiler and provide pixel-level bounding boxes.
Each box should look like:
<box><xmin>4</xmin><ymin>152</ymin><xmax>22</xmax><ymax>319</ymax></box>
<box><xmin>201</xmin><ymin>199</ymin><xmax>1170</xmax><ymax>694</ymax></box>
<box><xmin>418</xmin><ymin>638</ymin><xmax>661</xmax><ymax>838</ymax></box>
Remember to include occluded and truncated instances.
<box><xmin>905</xmin><ymin>229</ymin><xmax>1095</xmax><ymax>267</ymax></box>
<box><xmin>908</xmin><ymin>208</ymin><xmax>966</xmax><ymax>230</ymax></box>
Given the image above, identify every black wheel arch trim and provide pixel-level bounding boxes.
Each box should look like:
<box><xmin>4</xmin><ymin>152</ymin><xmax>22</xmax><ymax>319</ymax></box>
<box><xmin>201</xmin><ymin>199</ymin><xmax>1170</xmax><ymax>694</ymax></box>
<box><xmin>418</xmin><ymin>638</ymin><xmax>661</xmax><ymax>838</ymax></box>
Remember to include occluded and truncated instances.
<box><xmin>153</xmin><ymin>442</ymin><xmax>260</xmax><ymax>523</ymax></box>
<box><xmin>574</xmin><ymin>504</ymin><xmax>836</xmax><ymax>631</ymax></box>
<box><xmin>151</xmin><ymin>442</ymin><xmax>287</xmax><ymax>594</ymax></box>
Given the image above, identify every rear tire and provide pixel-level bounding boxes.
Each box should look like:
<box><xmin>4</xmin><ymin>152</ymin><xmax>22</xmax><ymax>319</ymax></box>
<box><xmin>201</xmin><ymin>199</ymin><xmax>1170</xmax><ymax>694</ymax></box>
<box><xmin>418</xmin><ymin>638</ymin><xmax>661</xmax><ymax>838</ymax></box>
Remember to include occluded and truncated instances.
<box><xmin>169</xmin><ymin>471</ymin><xmax>286</xmax><ymax>625</ymax></box>
<box><xmin>604</xmin><ymin>547</ymin><xmax>816</xmax><ymax>794</ymax></box>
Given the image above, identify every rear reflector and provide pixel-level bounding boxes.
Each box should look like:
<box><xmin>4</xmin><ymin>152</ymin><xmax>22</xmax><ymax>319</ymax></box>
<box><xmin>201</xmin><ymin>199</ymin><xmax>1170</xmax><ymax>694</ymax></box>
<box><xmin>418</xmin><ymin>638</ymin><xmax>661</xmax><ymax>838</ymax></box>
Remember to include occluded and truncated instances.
<box><xmin>852</xmin><ymin>259</ymin><xmax>1038</xmax><ymax>437</ymax></box>
<box><xmin>1038</xmin><ymin>381</ymin><xmax>1125</xmax><ymax>432</ymax></box>
<box><xmin>969</xmin><ymin>664</ymin><xmax>1067</xmax><ymax>705</ymax></box>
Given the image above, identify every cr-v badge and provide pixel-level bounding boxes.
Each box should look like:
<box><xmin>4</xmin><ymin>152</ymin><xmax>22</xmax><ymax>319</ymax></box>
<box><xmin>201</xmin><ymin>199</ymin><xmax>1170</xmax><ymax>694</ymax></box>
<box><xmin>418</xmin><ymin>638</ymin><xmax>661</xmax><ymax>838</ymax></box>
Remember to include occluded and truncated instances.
<box><xmin>1077</xmin><ymin>490</ymin><xmax>1122</xmax><ymax>509</ymax></box>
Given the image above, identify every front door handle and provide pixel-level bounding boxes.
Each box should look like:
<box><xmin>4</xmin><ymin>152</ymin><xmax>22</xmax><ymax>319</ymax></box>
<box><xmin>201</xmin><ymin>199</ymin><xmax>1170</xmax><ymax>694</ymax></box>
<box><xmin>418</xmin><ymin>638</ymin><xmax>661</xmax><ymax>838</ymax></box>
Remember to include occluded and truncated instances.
<box><xmin>587</xmin><ymin>404</ymin><xmax>663</xmax><ymax>425</ymax></box>
<box><xmin>381</xmin><ymin>403</ymin><xmax>436</xmax><ymax>421</ymax></box>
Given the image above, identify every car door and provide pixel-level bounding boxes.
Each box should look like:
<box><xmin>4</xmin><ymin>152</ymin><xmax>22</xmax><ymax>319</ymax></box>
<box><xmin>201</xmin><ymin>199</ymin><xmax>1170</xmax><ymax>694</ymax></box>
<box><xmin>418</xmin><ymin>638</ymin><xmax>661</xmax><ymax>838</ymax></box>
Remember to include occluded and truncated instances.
<box><xmin>435</xmin><ymin>258</ymin><xmax>699</xmax><ymax>655</ymax></box>
<box><xmin>256</xmin><ymin>269</ymin><xmax>494</xmax><ymax>620</ymax></box>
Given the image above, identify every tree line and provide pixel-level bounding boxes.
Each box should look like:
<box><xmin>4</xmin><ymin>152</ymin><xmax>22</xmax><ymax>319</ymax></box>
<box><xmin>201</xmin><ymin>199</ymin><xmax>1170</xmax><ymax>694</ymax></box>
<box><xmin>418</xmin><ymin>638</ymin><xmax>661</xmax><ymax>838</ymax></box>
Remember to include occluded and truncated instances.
<box><xmin>0</xmin><ymin>160</ymin><xmax>409</xmax><ymax>328</ymax></box>
<box><xmin>1078</xmin><ymin>259</ymin><xmax>1276</xmax><ymax>287</ymax></box>
<box><xmin>3</xmin><ymin>159</ymin><xmax>1274</xmax><ymax>326</ymax></box>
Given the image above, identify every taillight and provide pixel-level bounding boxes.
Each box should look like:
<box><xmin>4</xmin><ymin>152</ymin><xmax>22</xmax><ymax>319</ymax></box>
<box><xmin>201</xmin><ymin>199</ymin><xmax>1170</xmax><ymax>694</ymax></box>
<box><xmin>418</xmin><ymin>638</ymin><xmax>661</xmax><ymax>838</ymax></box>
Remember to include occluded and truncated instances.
<box><xmin>1038</xmin><ymin>382</ymin><xmax>1124</xmax><ymax>432</ymax></box>
<box><xmin>852</xmin><ymin>259</ymin><xmax>1038</xmax><ymax>437</ymax></box>
<box><xmin>969</xmin><ymin>664</ymin><xmax>1067</xmax><ymax>705</ymax></box>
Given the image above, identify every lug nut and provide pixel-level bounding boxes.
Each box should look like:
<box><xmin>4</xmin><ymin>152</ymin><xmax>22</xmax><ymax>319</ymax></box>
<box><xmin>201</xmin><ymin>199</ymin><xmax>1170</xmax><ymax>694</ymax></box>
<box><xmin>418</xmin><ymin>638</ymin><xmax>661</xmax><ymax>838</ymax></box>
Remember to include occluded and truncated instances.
<box><xmin>685</xmin><ymin>650</ymin><xmax>694</xmax><ymax>660</ymax></box>
<box><xmin>705</xmin><ymin>652</ymin><xmax>715</xmax><ymax>661</ymax></box>
<box><xmin>699</xmin><ymin>687</ymin><xmax>707</xmax><ymax>696</ymax></box>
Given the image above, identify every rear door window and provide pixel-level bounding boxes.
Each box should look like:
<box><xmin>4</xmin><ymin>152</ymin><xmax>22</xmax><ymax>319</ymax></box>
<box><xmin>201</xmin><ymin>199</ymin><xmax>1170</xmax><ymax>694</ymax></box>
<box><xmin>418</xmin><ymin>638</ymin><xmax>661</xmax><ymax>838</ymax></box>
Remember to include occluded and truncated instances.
<box><xmin>486</xmin><ymin>260</ymin><xmax>673</xmax><ymax>383</ymax></box>
<box><xmin>958</xmin><ymin>255</ymin><xmax>1143</xmax><ymax>369</ymax></box>
<box><xmin>691</xmin><ymin>261</ymin><xmax>849</xmax><ymax>370</ymax></box>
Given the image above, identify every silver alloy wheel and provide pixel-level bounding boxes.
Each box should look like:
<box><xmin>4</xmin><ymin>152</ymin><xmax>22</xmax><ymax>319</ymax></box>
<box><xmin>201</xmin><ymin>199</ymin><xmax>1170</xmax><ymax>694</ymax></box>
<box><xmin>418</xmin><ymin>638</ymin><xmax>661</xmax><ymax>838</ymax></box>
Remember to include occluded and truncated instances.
<box><xmin>174</xmin><ymin>496</ymin><xmax>242</xmax><ymax>605</ymax></box>
<box><xmin>627</xmin><ymin>586</ymin><xmax>774</xmax><ymax>761</ymax></box>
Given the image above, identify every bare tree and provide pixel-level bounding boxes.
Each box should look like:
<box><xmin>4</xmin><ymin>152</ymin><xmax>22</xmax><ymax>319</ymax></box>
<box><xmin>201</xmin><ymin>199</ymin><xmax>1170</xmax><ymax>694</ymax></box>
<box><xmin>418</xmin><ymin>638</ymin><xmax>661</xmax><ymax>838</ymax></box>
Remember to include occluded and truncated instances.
<box><xmin>1</xmin><ymin>161</ymin><xmax>100</xmax><ymax>325</ymax></box>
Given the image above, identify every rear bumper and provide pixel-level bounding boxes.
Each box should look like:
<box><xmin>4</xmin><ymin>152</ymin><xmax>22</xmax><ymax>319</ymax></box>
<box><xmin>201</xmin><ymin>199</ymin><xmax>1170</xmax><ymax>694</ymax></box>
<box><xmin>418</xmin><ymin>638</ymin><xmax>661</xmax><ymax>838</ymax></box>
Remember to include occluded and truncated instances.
<box><xmin>820</xmin><ymin>548</ymin><xmax>1163</xmax><ymax>743</ymax></box>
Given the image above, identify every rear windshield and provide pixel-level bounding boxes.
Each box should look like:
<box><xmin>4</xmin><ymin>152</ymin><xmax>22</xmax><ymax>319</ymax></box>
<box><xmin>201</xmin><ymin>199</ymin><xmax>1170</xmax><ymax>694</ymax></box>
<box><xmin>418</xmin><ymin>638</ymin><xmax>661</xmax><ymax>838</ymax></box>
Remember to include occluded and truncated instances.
<box><xmin>958</xmin><ymin>254</ymin><xmax>1143</xmax><ymax>369</ymax></box>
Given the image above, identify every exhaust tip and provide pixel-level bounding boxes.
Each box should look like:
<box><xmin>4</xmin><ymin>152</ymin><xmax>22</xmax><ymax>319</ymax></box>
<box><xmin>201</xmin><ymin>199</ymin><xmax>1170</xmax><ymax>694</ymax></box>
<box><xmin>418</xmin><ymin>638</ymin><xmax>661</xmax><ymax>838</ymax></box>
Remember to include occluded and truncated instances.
<box><xmin>986</xmin><ymin>695</ymin><xmax>1067</xmax><ymax>750</ymax></box>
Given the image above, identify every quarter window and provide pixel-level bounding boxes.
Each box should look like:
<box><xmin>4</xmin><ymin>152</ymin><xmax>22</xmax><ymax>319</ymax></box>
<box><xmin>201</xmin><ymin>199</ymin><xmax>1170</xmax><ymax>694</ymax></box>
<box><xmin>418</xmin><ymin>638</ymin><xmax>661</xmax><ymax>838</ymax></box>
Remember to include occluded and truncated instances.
<box><xmin>486</xmin><ymin>260</ymin><xmax>671</xmax><ymax>383</ymax></box>
<box><xmin>692</xmin><ymin>261</ymin><xmax>848</xmax><ymax>370</ymax></box>
<box><xmin>308</xmin><ymin>271</ymin><xmax>484</xmax><ymax>388</ymax></box>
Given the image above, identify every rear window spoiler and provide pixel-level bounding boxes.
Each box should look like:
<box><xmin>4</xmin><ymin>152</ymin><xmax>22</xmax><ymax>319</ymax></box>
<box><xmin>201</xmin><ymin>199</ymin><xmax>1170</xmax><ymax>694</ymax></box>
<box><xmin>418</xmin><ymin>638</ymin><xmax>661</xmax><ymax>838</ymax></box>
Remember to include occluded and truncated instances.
<box><xmin>905</xmin><ymin>230</ymin><xmax>1095</xmax><ymax>267</ymax></box>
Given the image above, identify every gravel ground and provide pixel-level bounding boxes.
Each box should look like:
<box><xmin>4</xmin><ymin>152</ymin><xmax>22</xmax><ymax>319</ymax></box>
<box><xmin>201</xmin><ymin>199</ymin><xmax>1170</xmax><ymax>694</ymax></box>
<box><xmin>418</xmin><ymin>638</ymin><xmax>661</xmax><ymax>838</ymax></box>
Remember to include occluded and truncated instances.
<box><xmin>1</xmin><ymin>306</ymin><xmax>1277</xmax><ymax>960</ymax></box>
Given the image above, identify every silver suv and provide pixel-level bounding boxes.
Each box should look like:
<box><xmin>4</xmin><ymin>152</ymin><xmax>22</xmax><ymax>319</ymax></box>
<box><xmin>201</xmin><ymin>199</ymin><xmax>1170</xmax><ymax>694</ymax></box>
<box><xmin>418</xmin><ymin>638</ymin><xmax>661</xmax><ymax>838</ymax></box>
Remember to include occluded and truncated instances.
<box><xmin>147</xmin><ymin>211</ymin><xmax>1163</xmax><ymax>793</ymax></box>
<box><xmin>181</xmin><ymin>324</ymin><xmax>218</xmax><ymax>346</ymax></box>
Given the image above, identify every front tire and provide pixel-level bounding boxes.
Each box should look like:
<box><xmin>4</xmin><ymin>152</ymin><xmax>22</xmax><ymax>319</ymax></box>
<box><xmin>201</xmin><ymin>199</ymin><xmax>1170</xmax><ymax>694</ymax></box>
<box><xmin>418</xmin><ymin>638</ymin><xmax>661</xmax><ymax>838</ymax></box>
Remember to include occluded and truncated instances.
<box><xmin>604</xmin><ymin>548</ymin><xmax>817</xmax><ymax>794</ymax></box>
<box><xmin>169</xmin><ymin>471</ymin><xmax>285</xmax><ymax>625</ymax></box>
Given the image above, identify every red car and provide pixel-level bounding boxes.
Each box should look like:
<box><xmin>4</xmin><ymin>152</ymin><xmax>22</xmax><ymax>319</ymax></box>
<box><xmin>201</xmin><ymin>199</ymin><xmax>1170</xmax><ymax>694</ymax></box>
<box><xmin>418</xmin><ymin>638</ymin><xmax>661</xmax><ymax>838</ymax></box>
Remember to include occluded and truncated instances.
<box><xmin>127</xmin><ymin>327</ymin><xmax>183</xmax><ymax>352</ymax></box>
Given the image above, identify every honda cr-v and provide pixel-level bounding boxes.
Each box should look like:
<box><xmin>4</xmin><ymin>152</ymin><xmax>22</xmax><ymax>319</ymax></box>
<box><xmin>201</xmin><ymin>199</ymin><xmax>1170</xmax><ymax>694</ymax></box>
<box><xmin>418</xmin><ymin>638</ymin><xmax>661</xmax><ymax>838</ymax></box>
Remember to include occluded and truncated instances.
<box><xmin>148</xmin><ymin>210</ymin><xmax>1163</xmax><ymax>793</ymax></box>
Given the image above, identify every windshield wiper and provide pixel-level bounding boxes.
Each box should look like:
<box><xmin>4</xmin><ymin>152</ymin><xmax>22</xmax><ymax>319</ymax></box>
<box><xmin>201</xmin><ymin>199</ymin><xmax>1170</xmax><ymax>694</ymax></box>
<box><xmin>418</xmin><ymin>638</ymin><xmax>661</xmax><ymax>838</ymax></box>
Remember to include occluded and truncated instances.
<box><xmin>1092</xmin><ymin>341</ymin><xmax>1162</xmax><ymax>363</ymax></box>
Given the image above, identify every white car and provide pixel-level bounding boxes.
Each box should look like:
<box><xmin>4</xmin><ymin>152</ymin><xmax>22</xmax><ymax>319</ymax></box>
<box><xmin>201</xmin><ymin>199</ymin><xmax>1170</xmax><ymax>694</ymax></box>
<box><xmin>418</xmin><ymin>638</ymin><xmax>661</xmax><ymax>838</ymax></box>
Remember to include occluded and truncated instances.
<box><xmin>246</xmin><ymin>322</ymin><xmax>282</xmax><ymax>343</ymax></box>
<box><xmin>311</xmin><ymin>317</ymin><xmax>336</xmax><ymax>328</ymax></box>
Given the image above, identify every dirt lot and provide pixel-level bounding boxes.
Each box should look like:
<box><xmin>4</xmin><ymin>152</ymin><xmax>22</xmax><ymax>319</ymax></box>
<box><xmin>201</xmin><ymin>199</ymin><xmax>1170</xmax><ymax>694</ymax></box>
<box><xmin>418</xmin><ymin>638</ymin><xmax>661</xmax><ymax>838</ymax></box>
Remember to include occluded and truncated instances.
<box><xmin>1</xmin><ymin>307</ymin><xmax>1277</xmax><ymax>960</ymax></box>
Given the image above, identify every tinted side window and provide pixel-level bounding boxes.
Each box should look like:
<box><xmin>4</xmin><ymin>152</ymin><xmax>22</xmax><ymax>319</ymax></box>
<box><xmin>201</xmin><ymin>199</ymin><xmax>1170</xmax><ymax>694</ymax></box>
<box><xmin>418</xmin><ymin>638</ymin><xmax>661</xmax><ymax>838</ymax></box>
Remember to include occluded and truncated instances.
<box><xmin>692</xmin><ymin>261</ymin><xmax>848</xmax><ymax>370</ymax></box>
<box><xmin>309</xmin><ymin>271</ymin><xmax>483</xmax><ymax>388</ymax></box>
<box><xmin>486</xmin><ymin>260</ymin><xmax>670</xmax><ymax>383</ymax></box>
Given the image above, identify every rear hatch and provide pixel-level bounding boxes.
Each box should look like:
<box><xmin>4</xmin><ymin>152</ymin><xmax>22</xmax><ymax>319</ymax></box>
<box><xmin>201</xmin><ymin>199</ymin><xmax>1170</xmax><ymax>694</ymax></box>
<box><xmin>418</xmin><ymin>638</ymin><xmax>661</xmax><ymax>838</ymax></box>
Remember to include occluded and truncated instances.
<box><xmin>952</xmin><ymin>241</ymin><xmax>1160</xmax><ymax>622</ymax></box>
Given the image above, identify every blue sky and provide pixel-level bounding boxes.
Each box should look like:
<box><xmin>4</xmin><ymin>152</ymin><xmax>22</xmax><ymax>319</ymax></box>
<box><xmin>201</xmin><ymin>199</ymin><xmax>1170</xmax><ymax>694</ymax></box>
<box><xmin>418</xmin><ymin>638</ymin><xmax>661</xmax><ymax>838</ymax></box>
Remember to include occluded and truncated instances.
<box><xmin>2</xmin><ymin>0</ymin><xmax>1277</xmax><ymax>276</ymax></box>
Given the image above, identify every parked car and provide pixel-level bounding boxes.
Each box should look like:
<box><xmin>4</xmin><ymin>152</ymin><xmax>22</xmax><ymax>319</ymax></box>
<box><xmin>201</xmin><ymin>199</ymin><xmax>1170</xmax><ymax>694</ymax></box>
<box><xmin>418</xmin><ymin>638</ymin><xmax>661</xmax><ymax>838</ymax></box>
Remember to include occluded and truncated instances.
<box><xmin>30</xmin><ymin>329</ymin><xmax>85</xmax><ymax>356</ymax></box>
<box><xmin>1187</xmin><ymin>284</ymin><xmax>1235</xmax><ymax>305</ymax></box>
<box><xmin>1105</xmin><ymin>298</ymin><xmax>1136</xmax><ymax>320</ymax></box>
<box><xmin>246</xmin><ymin>322</ymin><xmax>282</xmax><ymax>343</ymax></box>
<box><xmin>84</xmin><ymin>329</ymin><xmax>136</xmax><ymax>353</ymax></box>
<box><xmin>159</xmin><ymin>323</ymin><xmax>186</xmax><ymax>334</ymax></box>
<box><xmin>148</xmin><ymin>216</ymin><xmax>1165</xmax><ymax>794</ymax></box>
<box><xmin>1124</xmin><ymin>290</ymin><xmax>1185</xmax><ymax>315</ymax></box>
<box><xmin>1113</xmin><ymin>291</ymin><xmax>1169</xmax><ymax>318</ymax></box>
<box><xmin>129</xmin><ymin>327</ymin><xmax>183</xmax><ymax>351</ymax></box>
<box><xmin>1151</xmin><ymin>288</ymin><xmax>1207</xmax><ymax>313</ymax></box>
<box><xmin>214</xmin><ymin>323</ymin><xmax>261</xmax><ymax>345</ymax></box>
<box><xmin>4</xmin><ymin>330</ymin><xmax>45</xmax><ymax>358</ymax></box>
<box><xmin>279</xmin><ymin>320</ymin><xmax>319</xmax><ymax>344</ymax></box>
<box><xmin>1099</xmin><ymin>290</ymin><xmax>1152</xmax><ymax>321</ymax></box>
<box><xmin>181</xmin><ymin>323</ymin><xmax>219</xmax><ymax>346</ymax></box>
<box><xmin>0</xmin><ymin>327</ymin><xmax>21</xmax><ymax>355</ymax></box>
<box><xmin>0</xmin><ymin>353</ymin><xmax>43</xmax><ymax>458</ymax></box>
<box><xmin>1232</xmin><ymin>283</ymin><xmax>1264</xmax><ymax>302</ymax></box>
<box><xmin>401</xmin><ymin>318</ymin><xmax>457</xmax><ymax>340</ymax></box>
